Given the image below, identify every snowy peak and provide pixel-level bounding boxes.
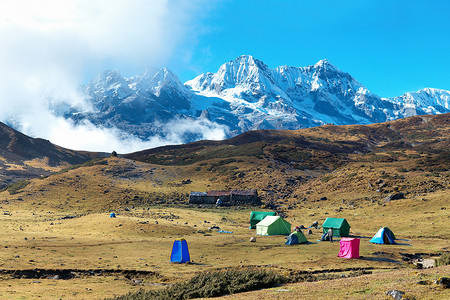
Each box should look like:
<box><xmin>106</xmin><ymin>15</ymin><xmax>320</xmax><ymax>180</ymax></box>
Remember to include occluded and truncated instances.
<box><xmin>387</xmin><ymin>88</ymin><xmax>450</xmax><ymax>114</ymax></box>
<box><xmin>133</xmin><ymin>67</ymin><xmax>190</xmax><ymax>97</ymax></box>
<box><xmin>313</xmin><ymin>59</ymin><xmax>336</xmax><ymax>70</ymax></box>
<box><xmin>309</xmin><ymin>59</ymin><xmax>353</xmax><ymax>83</ymax></box>
<box><xmin>85</xmin><ymin>70</ymin><xmax>131</xmax><ymax>101</ymax></box>
<box><xmin>186</xmin><ymin>54</ymin><xmax>274</xmax><ymax>96</ymax></box>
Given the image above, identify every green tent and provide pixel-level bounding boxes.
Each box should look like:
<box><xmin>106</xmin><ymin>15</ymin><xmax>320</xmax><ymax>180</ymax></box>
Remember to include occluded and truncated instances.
<box><xmin>256</xmin><ymin>216</ymin><xmax>291</xmax><ymax>236</ymax></box>
<box><xmin>285</xmin><ymin>231</ymin><xmax>308</xmax><ymax>245</ymax></box>
<box><xmin>322</xmin><ymin>217</ymin><xmax>351</xmax><ymax>237</ymax></box>
<box><xmin>249</xmin><ymin>211</ymin><xmax>276</xmax><ymax>229</ymax></box>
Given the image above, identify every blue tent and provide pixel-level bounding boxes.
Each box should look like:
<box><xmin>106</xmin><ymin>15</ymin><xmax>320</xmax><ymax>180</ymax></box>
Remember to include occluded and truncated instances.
<box><xmin>170</xmin><ymin>239</ymin><xmax>190</xmax><ymax>263</ymax></box>
<box><xmin>370</xmin><ymin>227</ymin><xmax>396</xmax><ymax>244</ymax></box>
<box><xmin>109</xmin><ymin>212</ymin><xmax>116</xmax><ymax>218</ymax></box>
<box><xmin>285</xmin><ymin>231</ymin><xmax>308</xmax><ymax>245</ymax></box>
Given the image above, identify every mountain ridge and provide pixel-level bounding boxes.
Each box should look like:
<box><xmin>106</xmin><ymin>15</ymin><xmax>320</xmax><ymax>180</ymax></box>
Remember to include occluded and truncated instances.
<box><xmin>0</xmin><ymin>121</ymin><xmax>103</xmax><ymax>188</ymax></box>
<box><xmin>60</xmin><ymin>55</ymin><xmax>450</xmax><ymax>144</ymax></box>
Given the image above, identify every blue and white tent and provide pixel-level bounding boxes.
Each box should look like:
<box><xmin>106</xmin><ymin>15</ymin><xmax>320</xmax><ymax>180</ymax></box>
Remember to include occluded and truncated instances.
<box><xmin>370</xmin><ymin>227</ymin><xmax>396</xmax><ymax>244</ymax></box>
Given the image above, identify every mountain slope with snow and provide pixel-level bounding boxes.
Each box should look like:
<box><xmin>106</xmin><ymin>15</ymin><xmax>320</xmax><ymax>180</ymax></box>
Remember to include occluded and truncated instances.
<box><xmin>62</xmin><ymin>55</ymin><xmax>450</xmax><ymax>144</ymax></box>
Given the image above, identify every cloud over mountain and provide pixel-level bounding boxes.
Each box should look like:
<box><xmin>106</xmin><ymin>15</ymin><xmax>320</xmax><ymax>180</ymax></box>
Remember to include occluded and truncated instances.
<box><xmin>0</xmin><ymin>0</ymin><xmax>208</xmax><ymax>152</ymax></box>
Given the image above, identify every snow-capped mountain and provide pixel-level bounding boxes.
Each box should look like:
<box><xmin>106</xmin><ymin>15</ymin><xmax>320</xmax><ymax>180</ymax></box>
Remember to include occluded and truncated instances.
<box><xmin>385</xmin><ymin>88</ymin><xmax>450</xmax><ymax>118</ymax></box>
<box><xmin>62</xmin><ymin>55</ymin><xmax>450</xmax><ymax>143</ymax></box>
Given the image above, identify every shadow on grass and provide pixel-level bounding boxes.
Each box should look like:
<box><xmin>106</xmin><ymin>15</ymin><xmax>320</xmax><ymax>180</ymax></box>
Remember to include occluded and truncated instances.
<box><xmin>285</xmin><ymin>242</ymin><xmax>317</xmax><ymax>246</ymax></box>
<box><xmin>359</xmin><ymin>256</ymin><xmax>402</xmax><ymax>264</ymax></box>
<box><xmin>349</xmin><ymin>235</ymin><xmax>371</xmax><ymax>239</ymax></box>
<box><xmin>394</xmin><ymin>242</ymin><xmax>412</xmax><ymax>246</ymax></box>
<box><xmin>186</xmin><ymin>262</ymin><xmax>207</xmax><ymax>266</ymax></box>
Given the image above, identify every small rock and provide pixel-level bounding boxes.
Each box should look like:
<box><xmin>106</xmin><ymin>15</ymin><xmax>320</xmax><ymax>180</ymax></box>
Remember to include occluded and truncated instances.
<box><xmin>385</xmin><ymin>290</ymin><xmax>405</xmax><ymax>300</ymax></box>
<box><xmin>249</xmin><ymin>237</ymin><xmax>256</xmax><ymax>242</ymax></box>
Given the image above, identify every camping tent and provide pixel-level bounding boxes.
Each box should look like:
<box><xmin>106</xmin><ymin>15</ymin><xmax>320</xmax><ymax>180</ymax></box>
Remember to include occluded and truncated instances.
<box><xmin>285</xmin><ymin>231</ymin><xmax>308</xmax><ymax>245</ymax></box>
<box><xmin>370</xmin><ymin>227</ymin><xmax>396</xmax><ymax>244</ymax></box>
<box><xmin>337</xmin><ymin>237</ymin><xmax>360</xmax><ymax>259</ymax></box>
<box><xmin>109</xmin><ymin>212</ymin><xmax>116</xmax><ymax>218</ymax></box>
<box><xmin>256</xmin><ymin>216</ymin><xmax>291</xmax><ymax>236</ymax></box>
<box><xmin>322</xmin><ymin>218</ymin><xmax>350</xmax><ymax>237</ymax></box>
<box><xmin>249</xmin><ymin>211</ymin><xmax>276</xmax><ymax>229</ymax></box>
<box><xmin>170</xmin><ymin>239</ymin><xmax>190</xmax><ymax>263</ymax></box>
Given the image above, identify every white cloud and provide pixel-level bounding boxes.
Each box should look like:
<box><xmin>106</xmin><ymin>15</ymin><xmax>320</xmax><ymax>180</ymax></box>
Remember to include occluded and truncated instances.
<box><xmin>46</xmin><ymin>117</ymin><xmax>229</xmax><ymax>153</ymax></box>
<box><xmin>0</xmin><ymin>0</ymin><xmax>216</xmax><ymax>153</ymax></box>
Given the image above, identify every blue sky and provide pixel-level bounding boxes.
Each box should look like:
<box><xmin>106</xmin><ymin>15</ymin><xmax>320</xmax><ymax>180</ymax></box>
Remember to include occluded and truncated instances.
<box><xmin>0</xmin><ymin>0</ymin><xmax>448</xmax><ymax>151</ymax></box>
<box><xmin>158</xmin><ymin>0</ymin><xmax>449</xmax><ymax>98</ymax></box>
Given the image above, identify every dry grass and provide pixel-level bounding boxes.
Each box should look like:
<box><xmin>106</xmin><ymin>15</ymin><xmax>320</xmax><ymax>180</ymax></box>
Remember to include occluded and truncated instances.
<box><xmin>0</xmin><ymin>114</ymin><xmax>448</xmax><ymax>299</ymax></box>
<box><xmin>0</xmin><ymin>187</ymin><xmax>447</xmax><ymax>299</ymax></box>
<box><xmin>218</xmin><ymin>265</ymin><xmax>450</xmax><ymax>299</ymax></box>
<box><xmin>24</xmin><ymin>157</ymin><xmax>69</xmax><ymax>172</ymax></box>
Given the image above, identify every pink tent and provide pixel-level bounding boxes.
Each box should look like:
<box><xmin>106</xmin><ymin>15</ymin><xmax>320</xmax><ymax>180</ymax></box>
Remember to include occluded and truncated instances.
<box><xmin>337</xmin><ymin>237</ymin><xmax>360</xmax><ymax>259</ymax></box>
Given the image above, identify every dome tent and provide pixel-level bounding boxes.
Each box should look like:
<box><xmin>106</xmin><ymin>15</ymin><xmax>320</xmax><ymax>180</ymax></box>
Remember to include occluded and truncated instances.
<box><xmin>285</xmin><ymin>231</ymin><xmax>308</xmax><ymax>245</ymax></box>
<box><xmin>370</xmin><ymin>227</ymin><xmax>396</xmax><ymax>244</ymax></box>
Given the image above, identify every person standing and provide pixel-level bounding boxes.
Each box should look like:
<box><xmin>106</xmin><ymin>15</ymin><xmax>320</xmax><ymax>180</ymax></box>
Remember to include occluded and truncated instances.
<box><xmin>327</xmin><ymin>227</ymin><xmax>333</xmax><ymax>242</ymax></box>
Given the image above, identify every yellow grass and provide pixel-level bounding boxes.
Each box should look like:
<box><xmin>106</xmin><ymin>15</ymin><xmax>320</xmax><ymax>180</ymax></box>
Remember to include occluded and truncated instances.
<box><xmin>24</xmin><ymin>157</ymin><xmax>69</xmax><ymax>172</ymax></box>
<box><xmin>0</xmin><ymin>154</ymin><xmax>448</xmax><ymax>299</ymax></box>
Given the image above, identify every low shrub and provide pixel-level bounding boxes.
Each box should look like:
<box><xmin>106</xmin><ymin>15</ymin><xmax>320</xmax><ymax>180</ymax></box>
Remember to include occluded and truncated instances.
<box><xmin>4</xmin><ymin>180</ymin><xmax>30</xmax><ymax>195</ymax></box>
<box><xmin>107</xmin><ymin>268</ymin><xmax>285</xmax><ymax>300</ymax></box>
<box><xmin>435</xmin><ymin>252</ymin><xmax>450</xmax><ymax>267</ymax></box>
<box><xmin>320</xmin><ymin>175</ymin><xmax>333</xmax><ymax>183</ymax></box>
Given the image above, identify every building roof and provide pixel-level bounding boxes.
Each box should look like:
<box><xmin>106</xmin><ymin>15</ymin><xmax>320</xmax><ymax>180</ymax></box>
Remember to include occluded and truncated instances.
<box><xmin>190</xmin><ymin>190</ymin><xmax>257</xmax><ymax>197</ymax></box>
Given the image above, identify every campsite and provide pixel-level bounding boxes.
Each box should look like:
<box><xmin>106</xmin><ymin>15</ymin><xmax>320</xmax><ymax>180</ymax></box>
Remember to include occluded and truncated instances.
<box><xmin>0</xmin><ymin>175</ymin><xmax>448</xmax><ymax>299</ymax></box>
<box><xmin>0</xmin><ymin>114</ymin><xmax>449</xmax><ymax>299</ymax></box>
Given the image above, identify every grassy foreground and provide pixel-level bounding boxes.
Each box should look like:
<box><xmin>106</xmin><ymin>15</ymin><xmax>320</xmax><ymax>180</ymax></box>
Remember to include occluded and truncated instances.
<box><xmin>0</xmin><ymin>188</ymin><xmax>448</xmax><ymax>299</ymax></box>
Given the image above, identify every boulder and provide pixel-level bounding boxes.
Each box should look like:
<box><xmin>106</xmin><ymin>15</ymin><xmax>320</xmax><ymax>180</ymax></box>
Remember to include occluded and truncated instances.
<box><xmin>385</xmin><ymin>193</ymin><xmax>405</xmax><ymax>202</ymax></box>
<box><xmin>385</xmin><ymin>290</ymin><xmax>404</xmax><ymax>300</ymax></box>
<box><xmin>434</xmin><ymin>277</ymin><xmax>450</xmax><ymax>288</ymax></box>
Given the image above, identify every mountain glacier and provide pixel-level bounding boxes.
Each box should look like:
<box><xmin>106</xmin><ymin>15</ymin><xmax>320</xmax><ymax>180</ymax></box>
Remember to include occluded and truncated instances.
<box><xmin>61</xmin><ymin>55</ymin><xmax>450</xmax><ymax>144</ymax></box>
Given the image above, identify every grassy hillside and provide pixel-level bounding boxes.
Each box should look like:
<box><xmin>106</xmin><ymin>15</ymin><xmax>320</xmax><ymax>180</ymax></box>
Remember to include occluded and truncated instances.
<box><xmin>0</xmin><ymin>121</ymin><xmax>104</xmax><ymax>188</ymax></box>
<box><xmin>0</xmin><ymin>114</ymin><xmax>448</xmax><ymax>299</ymax></box>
